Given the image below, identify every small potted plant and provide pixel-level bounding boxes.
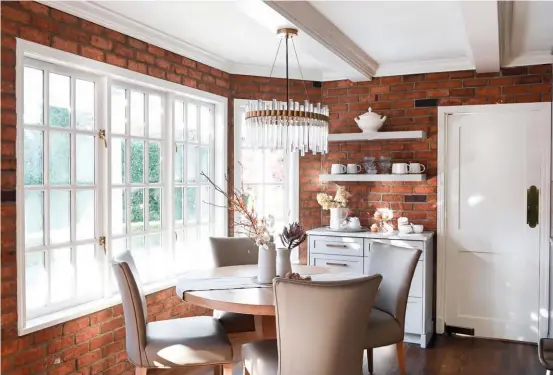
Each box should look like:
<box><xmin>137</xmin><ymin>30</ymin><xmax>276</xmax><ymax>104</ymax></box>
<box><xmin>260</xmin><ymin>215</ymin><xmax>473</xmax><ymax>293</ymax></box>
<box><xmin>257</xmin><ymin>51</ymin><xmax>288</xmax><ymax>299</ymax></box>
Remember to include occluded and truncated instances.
<box><xmin>277</xmin><ymin>222</ymin><xmax>307</xmax><ymax>277</ymax></box>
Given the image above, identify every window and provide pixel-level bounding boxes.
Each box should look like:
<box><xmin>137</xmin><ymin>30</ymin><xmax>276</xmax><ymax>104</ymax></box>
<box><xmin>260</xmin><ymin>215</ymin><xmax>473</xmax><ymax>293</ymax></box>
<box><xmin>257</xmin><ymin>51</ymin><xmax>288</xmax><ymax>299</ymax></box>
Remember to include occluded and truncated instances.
<box><xmin>17</xmin><ymin>43</ymin><xmax>227</xmax><ymax>335</ymax></box>
<box><xmin>22</xmin><ymin>62</ymin><xmax>102</xmax><ymax>320</ymax></box>
<box><xmin>234</xmin><ymin>100</ymin><xmax>299</xmax><ymax>240</ymax></box>
<box><xmin>173</xmin><ymin>100</ymin><xmax>215</xmax><ymax>271</ymax></box>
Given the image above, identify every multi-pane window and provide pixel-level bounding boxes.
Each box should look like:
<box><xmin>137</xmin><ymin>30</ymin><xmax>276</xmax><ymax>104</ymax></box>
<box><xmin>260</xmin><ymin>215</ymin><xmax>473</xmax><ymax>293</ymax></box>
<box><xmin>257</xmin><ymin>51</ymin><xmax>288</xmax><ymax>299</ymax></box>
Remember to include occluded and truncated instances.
<box><xmin>173</xmin><ymin>100</ymin><xmax>215</xmax><ymax>271</ymax></box>
<box><xmin>109</xmin><ymin>85</ymin><xmax>166</xmax><ymax>284</ymax></box>
<box><xmin>234</xmin><ymin>103</ymin><xmax>297</xmax><ymax>237</ymax></box>
<box><xmin>19</xmin><ymin>55</ymin><xmax>222</xmax><ymax>329</ymax></box>
<box><xmin>22</xmin><ymin>61</ymin><xmax>102</xmax><ymax>319</ymax></box>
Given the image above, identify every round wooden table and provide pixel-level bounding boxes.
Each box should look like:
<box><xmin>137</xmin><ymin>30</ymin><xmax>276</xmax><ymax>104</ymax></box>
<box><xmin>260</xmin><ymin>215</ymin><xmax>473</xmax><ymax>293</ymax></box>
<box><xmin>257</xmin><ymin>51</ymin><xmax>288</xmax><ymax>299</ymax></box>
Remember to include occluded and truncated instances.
<box><xmin>178</xmin><ymin>264</ymin><xmax>343</xmax><ymax>339</ymax></box>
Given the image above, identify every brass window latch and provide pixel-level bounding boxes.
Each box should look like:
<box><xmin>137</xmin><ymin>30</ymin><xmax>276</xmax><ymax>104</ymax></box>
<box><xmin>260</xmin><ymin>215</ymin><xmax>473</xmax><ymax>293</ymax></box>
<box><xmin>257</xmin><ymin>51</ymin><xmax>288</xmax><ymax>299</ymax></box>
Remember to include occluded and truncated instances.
<box><xmin>99</xmin><ymin>129</ymin><xmax>107</xmax><ymax>148</ymax></box>
<box><xmin>98</xmin><ymin>236</ymin><xmax>106</xmax><ymax>254</ymax></box>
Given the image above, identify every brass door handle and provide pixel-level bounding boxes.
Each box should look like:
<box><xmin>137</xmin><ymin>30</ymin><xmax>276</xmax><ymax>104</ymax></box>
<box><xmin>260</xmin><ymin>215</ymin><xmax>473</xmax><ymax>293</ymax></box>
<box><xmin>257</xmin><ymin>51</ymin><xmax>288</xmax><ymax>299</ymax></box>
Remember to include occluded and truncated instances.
<box><xmin>527</xmin><ymin>185</ymin><xmax>539</xmax><ymax>228</ymax></box>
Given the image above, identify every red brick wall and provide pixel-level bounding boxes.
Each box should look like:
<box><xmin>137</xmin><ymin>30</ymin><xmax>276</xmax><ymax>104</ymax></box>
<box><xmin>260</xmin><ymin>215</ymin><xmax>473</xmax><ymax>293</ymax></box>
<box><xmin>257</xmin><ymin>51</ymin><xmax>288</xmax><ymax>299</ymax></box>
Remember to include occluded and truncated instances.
<box><xmin>1</xmin><ymin>2</ymin><xmax>227</xmax><ymax>375</ymax></box>
<box><xmin>315</xmin><ymin>67</ymin><xmax>551</xmax><ymax>232</ymax></box>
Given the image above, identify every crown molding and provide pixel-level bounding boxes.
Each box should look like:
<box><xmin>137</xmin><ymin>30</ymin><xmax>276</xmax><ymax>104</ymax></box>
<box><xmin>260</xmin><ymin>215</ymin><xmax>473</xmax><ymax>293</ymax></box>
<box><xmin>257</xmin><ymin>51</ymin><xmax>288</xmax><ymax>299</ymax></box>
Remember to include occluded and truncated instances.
<box><xmin>40</xmin><ymin>1</ymin><xmax>231</xmax><ymax>72</ymax></box>
<box><xmin>263</xmin><ymin>0</ymin><xmax>377</xmax><ymax>80</ymax></box>
<box><xmin>503</xmin><ymin>51</ymin><xmax>553</xmax><ymax>67</ymax></box>
<box><xmin>375</xmin><ymin>58</ymin><xmax>475</xmax><ymax>77</ymax></box>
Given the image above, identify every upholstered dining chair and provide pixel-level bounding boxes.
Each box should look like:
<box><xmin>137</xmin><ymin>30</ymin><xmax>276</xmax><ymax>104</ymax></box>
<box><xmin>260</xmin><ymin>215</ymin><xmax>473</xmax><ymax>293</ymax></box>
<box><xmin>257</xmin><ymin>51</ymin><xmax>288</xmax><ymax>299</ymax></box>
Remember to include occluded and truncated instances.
<box><xmin>112</xmin><ymin>251</ymin><xmax>234</xmax><ymax>375</ymax></box>
<box><xmin>364</xmin><ymin>244</ymin><xmax>422</xmax><ymax>375</ymax></box>
<box><xmin>210</xmin><ymin>237</ymin><xmax>258</xmax><ymax>335</ymax></box>
<box><xmin>241</xmin><ymin>274</ymin><xmax>383</xmax><ymax>375</ymax></box>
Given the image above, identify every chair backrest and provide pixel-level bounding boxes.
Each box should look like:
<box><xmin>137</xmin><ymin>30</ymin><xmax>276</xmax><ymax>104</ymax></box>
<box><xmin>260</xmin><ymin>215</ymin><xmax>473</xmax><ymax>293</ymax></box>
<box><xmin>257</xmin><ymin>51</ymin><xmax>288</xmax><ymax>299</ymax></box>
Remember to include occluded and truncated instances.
<box><xmin>209</xmin><ymin>237</ymin><xmax>258</xmax><ymax>267</ymax></box>
<box><xmin>366</xmin><ymin>244</ymin><xmax>422</xmax><ymax>329</ymax></box>
<box><xmin>274</xmin><ymin>275</ymin><xmax>382</xmax><ymax>375</ymax></box>
<box><xmin>112</xmin><ymin>251</ymin><xmax>149</xmax><ymax>367</ymax></box>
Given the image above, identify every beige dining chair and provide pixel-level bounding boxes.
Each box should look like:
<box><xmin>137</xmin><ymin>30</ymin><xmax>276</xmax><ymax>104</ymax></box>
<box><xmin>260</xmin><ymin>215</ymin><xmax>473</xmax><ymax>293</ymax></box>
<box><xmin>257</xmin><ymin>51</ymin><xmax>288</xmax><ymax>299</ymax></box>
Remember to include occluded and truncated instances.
<box><xmin>210</xmin><ymin>237</ymin><xmax>258</xmax><ymax>335</ymax></box>
<box><xmin>112</xmin><ymin>251</ymin><xmax>234</xmax><ymax>375</ymax></box>
<box><xmin>241</xmin><ymin>274</ymin><xmax>383</xmax><ymax>375</ymax></box>
<box><xmin>364</xmin><ymin>244</ymin><xmax>422</xmax><ymax>375</ymax></box>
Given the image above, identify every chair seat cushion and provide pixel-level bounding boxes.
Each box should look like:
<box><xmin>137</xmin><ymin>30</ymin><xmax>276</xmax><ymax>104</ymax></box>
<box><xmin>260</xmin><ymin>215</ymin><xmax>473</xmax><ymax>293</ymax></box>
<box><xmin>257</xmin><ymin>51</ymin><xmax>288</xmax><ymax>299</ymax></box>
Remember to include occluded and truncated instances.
<box><xmin>214</xmin><ymin>310</ymin><xmax>256</xmax><ymax>333</ymax></box>
<box><xmin>365</xmin><ymin>308</ymin><xmax>403</xmax><ymax>349</ymax></box>
<box><xmin>242</xmin><ymin>339</ymin><xmax>278</xmax><ymax>375</ymax></box>
<box><xmin>145</xmin><ymin>316</ymin><xmax>232</xmax><ymax>367</ymax></box>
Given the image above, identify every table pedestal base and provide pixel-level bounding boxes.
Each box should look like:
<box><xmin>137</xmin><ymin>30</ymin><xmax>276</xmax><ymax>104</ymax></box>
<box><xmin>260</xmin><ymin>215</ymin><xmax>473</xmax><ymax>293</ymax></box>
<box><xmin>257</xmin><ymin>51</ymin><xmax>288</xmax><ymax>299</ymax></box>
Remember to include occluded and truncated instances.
<box><xmin>254</xmin><ymin>315</ymin><xmax>276</xmax><ymax>339</ymax></box>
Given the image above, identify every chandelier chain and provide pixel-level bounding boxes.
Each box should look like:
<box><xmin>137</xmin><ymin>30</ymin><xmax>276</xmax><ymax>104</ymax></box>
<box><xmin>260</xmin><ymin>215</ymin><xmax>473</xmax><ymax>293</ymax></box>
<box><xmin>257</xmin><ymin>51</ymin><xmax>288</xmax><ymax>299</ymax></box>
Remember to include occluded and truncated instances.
<box><xmin>262</xmin><ymin>38</ymin><xmax>283</xmax><ymax>102</ymax></box>
<box><xmin>291</xmin><ymin>38</ymin><xmax>310</xmax><ymax>102</ymax></box>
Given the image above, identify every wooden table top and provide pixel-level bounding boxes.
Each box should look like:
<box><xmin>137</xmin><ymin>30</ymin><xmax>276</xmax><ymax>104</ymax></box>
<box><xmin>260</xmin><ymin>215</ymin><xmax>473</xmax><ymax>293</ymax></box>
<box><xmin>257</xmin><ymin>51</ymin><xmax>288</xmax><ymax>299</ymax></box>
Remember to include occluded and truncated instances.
<box><xmin>178</xmin><ymin>264</ymin><xmax>342</xmax><ymax>316</ymax></box>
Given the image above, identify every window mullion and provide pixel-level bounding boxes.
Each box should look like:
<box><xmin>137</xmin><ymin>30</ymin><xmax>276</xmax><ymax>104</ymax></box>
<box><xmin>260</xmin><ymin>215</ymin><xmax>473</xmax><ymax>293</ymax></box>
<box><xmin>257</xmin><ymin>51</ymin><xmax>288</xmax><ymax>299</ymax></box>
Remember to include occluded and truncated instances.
<box><xmin>70</xmin><ymin>75</ymin><xmax>77</xmax><ymax>300</ymax></box>
<box><xmin>166</xmin><ymin>93</ymin><xmax>175</xmax><ymax>266</ymax></box>
<box><xmin>100</xmin><ymin>76</ymin><xmax>110</xmax><ymax>299</ymax></box>
<box><xmin>125</xmin><ymin>89</ymin><xmax>131</xmax><ymax>238</ymax></box>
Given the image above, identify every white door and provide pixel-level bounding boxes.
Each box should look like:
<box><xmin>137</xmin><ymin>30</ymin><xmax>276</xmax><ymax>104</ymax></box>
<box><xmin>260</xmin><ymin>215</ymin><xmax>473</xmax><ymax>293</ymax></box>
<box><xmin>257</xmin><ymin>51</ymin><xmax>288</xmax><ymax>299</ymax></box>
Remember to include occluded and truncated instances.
<box><xmin>442</xmin><ymin>103</ymin><xmax>551</xmax><ymax>343</ymax></box>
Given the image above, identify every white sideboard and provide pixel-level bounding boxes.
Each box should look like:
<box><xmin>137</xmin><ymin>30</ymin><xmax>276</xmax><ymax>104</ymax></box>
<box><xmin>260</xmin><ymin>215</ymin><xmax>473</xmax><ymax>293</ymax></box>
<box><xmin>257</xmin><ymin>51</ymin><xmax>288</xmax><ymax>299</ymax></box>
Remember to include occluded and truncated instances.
<box><xmin>307</xmin><ymin>228</ymin><xmax>434</xmax><ymax>348</ymax></box>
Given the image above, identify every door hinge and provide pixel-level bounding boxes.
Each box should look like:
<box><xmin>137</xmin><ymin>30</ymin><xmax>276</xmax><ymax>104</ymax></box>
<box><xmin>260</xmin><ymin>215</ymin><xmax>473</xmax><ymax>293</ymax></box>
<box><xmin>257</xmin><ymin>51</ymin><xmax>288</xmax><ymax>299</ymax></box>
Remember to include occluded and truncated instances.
<box><xmin>98</xmin><ymin>236</ymin><xmax>106</xmax><ymax>254</ymax></box>
<box><xmin>98</xmin><ymin>129</ymin><xmax>108</xmax><ymax>148</ymax></box>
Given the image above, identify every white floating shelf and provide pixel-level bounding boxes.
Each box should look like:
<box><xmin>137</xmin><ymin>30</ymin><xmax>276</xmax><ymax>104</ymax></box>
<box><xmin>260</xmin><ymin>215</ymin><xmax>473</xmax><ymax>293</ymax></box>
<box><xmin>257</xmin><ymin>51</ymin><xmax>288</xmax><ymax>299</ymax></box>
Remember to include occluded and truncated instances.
<box><xmin>319</xmin><ymin>174</ymin><xmax>427</xmax><ymax>182</ymax></box>
<box><xmin>328</xmin><ymin>130</ymin><xmax>426</xmax><ymax>142</ymax></box>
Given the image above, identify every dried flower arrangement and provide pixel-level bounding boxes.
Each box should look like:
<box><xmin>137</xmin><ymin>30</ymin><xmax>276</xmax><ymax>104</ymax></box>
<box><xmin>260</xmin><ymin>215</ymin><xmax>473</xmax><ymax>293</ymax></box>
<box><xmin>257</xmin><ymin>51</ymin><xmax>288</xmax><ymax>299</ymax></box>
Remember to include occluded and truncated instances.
<box><xmin>316</xmin><ymin>185</ymin><xmax>351</xmax><ymax>210</ymax></box>
<box><xmin>279</xmin><ymin>222</ymin><xmax>307</xmax><ymax>250</ymax></box>
<box><xmin>200</xmin><ymin>170</ymin><xmax>274</xmax><ymax>248</ymax></box>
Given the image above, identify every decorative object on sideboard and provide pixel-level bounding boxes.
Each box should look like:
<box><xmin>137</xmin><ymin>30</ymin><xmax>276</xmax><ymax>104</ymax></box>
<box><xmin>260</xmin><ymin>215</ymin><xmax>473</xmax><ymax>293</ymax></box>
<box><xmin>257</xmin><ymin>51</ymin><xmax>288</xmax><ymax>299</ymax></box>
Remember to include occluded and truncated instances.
<box><xmin>378</xmin><ymin>156</ymin><xmax>393</xmax><ymax>174</ymax></box>
<box><xmin>278</xmin><ymin>223</ymin><xmax>307</xmax><ymax>277</ymax></box>
<box><xmin>243</xmin><ymin>28</ymin><xmax>329</xmax><ymax>155</ymax></box>
<box><xmin>316</xmin><ymin>185</ymin><xmax>351</xmax><ymax>230</ymax></box>
<box><xmin>372</xmin><ymin>209</ymin><xmax>394</xmax><ymax>233</ymax></box>
<box><xmin>397</xmin><ymin>216</ymin><xmax>424</xmax><ymax>234</ymax></box>
<box><xmin>200</xmin><ymin>170</ymin><xmax>277</xmax><ymax>284</ymax></box>
<box><xmin>354</xmin><ymin>107</ymin><xmax>387</xmax><ymax>133</ymax></box>
<box><xmin>284</xmin><ymin>272</ymin><xmax>312</xmax><ymax>281</ymax></box>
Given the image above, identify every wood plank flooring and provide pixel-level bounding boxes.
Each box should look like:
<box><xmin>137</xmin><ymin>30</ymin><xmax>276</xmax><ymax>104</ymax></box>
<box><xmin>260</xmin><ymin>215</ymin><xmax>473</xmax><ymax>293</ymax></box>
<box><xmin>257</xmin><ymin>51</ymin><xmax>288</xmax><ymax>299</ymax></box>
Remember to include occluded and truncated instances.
<box><xmin>148</xmin><ymin>335</ymin><xmax>544</xmax><ymax>375</ymax></box>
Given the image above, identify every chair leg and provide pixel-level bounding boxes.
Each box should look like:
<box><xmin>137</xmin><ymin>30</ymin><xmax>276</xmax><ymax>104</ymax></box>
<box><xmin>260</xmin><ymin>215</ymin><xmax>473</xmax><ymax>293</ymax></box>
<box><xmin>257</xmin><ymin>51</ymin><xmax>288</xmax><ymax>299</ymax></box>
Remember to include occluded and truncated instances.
<box><xmin>222</xmin><ymin>363</ymin><xmax>233</xmax><ymax>375</ymax></box>
<box><xmin>367</xmin><ymin>348</ymin><xmax>374</xmax><ymax>374</ymax></box>
<box><xmin>135</xmin><ymin>368</ymin><xmax>147</xmax><ymax>375</ymax></box>
<box><xmin>396</xmin><ymin>343</ymin><xmax>406</xmax><ymax>375</ymax></box>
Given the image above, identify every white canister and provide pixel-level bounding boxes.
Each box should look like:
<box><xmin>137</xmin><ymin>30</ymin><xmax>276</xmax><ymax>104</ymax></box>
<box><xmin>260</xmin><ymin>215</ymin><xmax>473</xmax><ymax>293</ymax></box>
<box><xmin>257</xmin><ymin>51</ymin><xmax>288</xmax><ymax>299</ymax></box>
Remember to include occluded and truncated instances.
<box><xmin>257</xmin><ymin>243</ymin><xmax>276</xmax><ymax>284</ymax></box>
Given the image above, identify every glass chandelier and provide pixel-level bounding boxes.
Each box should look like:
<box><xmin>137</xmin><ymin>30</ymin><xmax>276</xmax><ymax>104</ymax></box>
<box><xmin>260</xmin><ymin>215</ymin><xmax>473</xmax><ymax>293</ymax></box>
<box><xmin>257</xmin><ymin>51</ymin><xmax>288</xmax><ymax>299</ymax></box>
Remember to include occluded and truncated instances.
<box><xmin>244</xmin><ymin>28</ymin><xmax>329</xmax><ymax>155</ymax></box>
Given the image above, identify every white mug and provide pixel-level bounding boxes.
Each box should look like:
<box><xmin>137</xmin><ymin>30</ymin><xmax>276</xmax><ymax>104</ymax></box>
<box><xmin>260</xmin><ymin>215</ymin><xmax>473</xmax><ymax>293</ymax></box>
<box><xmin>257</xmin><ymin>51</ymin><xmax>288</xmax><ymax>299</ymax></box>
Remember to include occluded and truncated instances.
<box><xmin>409</xmin><ymin>162</ymin><xmax>426</xmax><ymax>174</ymax></box>
<box><xmin>392</xmin><ymin>163</ymin><xmax>410</xmax><ymax>174</ymax></box>
<box><xmin>331</xmin><ymin>164</ymin><xmax>347</xmax><ymax>174</ymax></box>
<box><xmin>347</xmin><ymin>164</ymin><xmax>362</xmax><ymax>174</ymax></box>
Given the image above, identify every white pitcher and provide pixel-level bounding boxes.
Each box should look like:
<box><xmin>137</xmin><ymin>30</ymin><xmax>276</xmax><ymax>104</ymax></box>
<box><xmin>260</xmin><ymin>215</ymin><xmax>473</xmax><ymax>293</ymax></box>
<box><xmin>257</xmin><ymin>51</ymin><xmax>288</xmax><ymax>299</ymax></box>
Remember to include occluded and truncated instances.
<box><xmin>329</xmin><ymin>207</ymin><xmax>348</xmax><ymax>230</ymax></box>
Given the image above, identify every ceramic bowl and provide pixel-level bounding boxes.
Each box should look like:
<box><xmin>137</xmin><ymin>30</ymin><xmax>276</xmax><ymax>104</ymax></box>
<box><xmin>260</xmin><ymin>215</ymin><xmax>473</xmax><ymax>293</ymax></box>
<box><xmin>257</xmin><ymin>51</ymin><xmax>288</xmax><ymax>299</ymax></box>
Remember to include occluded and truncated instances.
<box><xmin>356</xmin><ymin>117</ymin><xmax>384</xmax><ymax>133</ymax></box>
<box><xmin>412</xmin><ymin>224</ymin><xmax>424</xmax><ymax>233</ymax></box>
<box><xmin>398</xmin><ymin>225</ymin><xmax>413</xmax><ymax>234</ymax></box>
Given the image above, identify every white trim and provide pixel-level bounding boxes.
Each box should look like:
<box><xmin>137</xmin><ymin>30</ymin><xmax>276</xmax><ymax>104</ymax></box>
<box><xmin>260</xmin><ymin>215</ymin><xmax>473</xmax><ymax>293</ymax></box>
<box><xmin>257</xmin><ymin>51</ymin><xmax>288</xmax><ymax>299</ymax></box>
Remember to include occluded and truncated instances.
<box><xmin>319</xmin><ymin>174</ymin><xmax>426</xmax><ymax>182</ymax></box>
<box><xmin>328</xmin><ymin>131</ymin><xmax>426</xmax><ymax>142</ymax></box>
<box><xmin>16</xmin><ymin>39</ymin><xmax>228</xmax><ymax>335</ymax></box>
<box><xmin>503</xmin><ymin>52</ymin><xmax>553</xmax><ymax>68</ymax></box>
<box><xmin>436</xmin><ymin>102</ymin><xmax>552</xmax><ymax>338</ymax></box>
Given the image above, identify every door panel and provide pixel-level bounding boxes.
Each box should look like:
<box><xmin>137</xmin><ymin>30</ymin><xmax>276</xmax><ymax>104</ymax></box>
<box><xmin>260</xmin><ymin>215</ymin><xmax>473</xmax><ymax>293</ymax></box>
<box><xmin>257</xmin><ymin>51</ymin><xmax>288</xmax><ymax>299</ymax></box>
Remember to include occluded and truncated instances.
<box><xmin>444</xmin><ymin>106</ymin><xmax>550</xmax><ymax>343</ymax></box>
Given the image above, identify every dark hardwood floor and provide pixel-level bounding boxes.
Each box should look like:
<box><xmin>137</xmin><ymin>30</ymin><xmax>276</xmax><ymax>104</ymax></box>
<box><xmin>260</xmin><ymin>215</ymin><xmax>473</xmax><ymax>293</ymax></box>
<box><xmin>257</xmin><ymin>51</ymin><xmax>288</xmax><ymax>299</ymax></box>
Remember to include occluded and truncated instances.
<box><xmin>370</xmin><ymin>335</ymin><xmax>543</xmax><ymax>375</ymax></box>
<box><xmin>160</xmin><ymin>335</ymin><xmax>544</xmax><ymax>375</ymax></box>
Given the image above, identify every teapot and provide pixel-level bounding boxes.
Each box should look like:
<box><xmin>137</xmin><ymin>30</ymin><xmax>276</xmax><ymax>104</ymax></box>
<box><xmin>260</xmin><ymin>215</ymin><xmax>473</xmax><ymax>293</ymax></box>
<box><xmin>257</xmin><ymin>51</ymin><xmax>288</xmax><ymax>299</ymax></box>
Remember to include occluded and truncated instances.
<box><xmin>354</xmin><ymin>107</ymin><xmax>387</xmax><ymax>133</ymax></box>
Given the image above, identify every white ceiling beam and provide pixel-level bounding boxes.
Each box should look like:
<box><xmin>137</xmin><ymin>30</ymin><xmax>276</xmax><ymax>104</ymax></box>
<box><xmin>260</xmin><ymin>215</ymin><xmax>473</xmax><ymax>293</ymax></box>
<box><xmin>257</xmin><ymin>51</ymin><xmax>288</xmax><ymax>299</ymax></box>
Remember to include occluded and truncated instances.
<box><xmin>460</xmin><ymin>0</ymin><xmax>501</xmax><ymax>72</ymax></box>
<box><xmin>263</xmin><ymin>1</ymin><xmax>378</xmax><ymax>80</ymax></box>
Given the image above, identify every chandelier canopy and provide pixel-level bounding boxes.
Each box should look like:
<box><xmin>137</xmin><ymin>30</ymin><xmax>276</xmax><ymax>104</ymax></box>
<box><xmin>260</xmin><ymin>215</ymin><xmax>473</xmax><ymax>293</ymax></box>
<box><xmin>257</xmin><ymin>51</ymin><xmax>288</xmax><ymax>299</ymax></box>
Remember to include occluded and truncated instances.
<box><xmin>244</xmin><ymin>28</ymin><xmax>329</xmax><ymax>155</ymax></box>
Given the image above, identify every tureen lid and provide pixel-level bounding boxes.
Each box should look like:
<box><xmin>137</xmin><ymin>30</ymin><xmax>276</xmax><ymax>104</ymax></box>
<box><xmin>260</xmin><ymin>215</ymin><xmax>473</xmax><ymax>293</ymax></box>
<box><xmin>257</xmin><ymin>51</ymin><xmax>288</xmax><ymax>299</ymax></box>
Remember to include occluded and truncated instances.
<box><xmin>359</xmin><ymin>107</ymin><xmax>379</xmax><ymax>118</ymax></box>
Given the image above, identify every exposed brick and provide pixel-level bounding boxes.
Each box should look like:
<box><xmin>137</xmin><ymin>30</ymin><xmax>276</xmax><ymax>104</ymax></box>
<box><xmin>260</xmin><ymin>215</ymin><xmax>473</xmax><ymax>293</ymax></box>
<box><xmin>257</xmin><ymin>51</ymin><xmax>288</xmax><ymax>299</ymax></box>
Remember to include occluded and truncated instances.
<box><xmin>91</xmin><ymin>35</ymin><xmax>112</xmax><ymax>50</ymax></box>
<box><xmin>80</xmin><ymin>46</ymin><xmax>104</xmax><ymax>62</ymax></box>
<box><xmin>128</xmin><ymin>37</ymin><xmax>147</xmax><ymax>50</ymax></box>
<box><xmin>51</xmin><ymin>36</ymin><xmax>79</xmax><ymax>54</ymax></box>
<box><xmin>106</xmin><ymin>53</ymin><xmax>127</xmax><ymax>68</ymax></box>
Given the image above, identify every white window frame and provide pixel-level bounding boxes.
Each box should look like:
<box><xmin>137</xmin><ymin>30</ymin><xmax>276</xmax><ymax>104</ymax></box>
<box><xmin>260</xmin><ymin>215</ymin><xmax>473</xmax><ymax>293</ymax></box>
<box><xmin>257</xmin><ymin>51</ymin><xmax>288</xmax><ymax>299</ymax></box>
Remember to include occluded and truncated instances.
<box><xmin>233</xmin><ymin>99</ymin><xmax>299</xmax><ymax>255</ymax></box>
<box><xmin>16</xmin><ymin>39</ymin><xmax>228</xmax><ymax>336</ymax></box>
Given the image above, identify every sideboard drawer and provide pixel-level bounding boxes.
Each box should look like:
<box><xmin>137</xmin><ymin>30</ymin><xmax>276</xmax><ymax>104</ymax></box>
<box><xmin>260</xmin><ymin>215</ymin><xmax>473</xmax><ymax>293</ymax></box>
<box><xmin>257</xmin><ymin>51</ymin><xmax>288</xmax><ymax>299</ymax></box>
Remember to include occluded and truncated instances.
<box><xmin>365</xmin><ymin>239</ymin><xmax>424</xmax><ymax>261</ymax></box>
<box><xmin>404</xmin><ymin>297</ymin><xmax>422</xmax><ymax>334</ymax></box>
<box><xmin>409</xmin><ymin>262</ymin><xmax>423</xmax><ymax>298</ymax></box>
<box><xmin>310</xmin><ymin>254</ymin><xmax>364</xmax><ymax>274</ymax></box>
<box><xmin>309</xmin><ymin>235</ymin><xmax>364</xmax><ymax>257</ymax></box>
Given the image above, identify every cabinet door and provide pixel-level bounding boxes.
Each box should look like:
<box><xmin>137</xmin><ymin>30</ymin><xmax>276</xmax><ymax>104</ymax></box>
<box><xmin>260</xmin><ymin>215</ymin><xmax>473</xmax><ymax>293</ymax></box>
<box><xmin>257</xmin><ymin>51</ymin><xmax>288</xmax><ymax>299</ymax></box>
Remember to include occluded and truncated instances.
<box><xmin>364</xmin><ymin>239</ymin><xmax>425</xmax><ymax>261</ymax></box>
<box><xmin>405</xmin><ymin>297</ymin><xmax>423</xmax><ymax>334</ymax></box>
<box><xmin>310</xmin><ymin>254</ymin><xmax>364</xmax><ymax>274</ymax></box>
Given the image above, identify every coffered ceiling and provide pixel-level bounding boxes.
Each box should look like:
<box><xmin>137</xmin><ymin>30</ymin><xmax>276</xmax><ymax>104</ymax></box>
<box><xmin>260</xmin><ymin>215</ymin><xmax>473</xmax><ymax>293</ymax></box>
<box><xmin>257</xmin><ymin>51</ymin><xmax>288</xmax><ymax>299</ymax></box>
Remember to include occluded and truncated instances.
<box><xmin>44</xmin><ymin>1</ymin><xmax>553</xmax><ymax>81</ymax></box>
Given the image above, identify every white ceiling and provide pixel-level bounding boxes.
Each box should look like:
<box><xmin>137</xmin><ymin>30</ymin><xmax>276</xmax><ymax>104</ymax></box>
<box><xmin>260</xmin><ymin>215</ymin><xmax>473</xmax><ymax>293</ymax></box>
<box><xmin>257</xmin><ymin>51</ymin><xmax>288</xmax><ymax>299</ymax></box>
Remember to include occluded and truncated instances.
<box><xmin>45</xmin><ymin>1</ymin><xmax>553</xmax><ymax>81</ymax></box>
